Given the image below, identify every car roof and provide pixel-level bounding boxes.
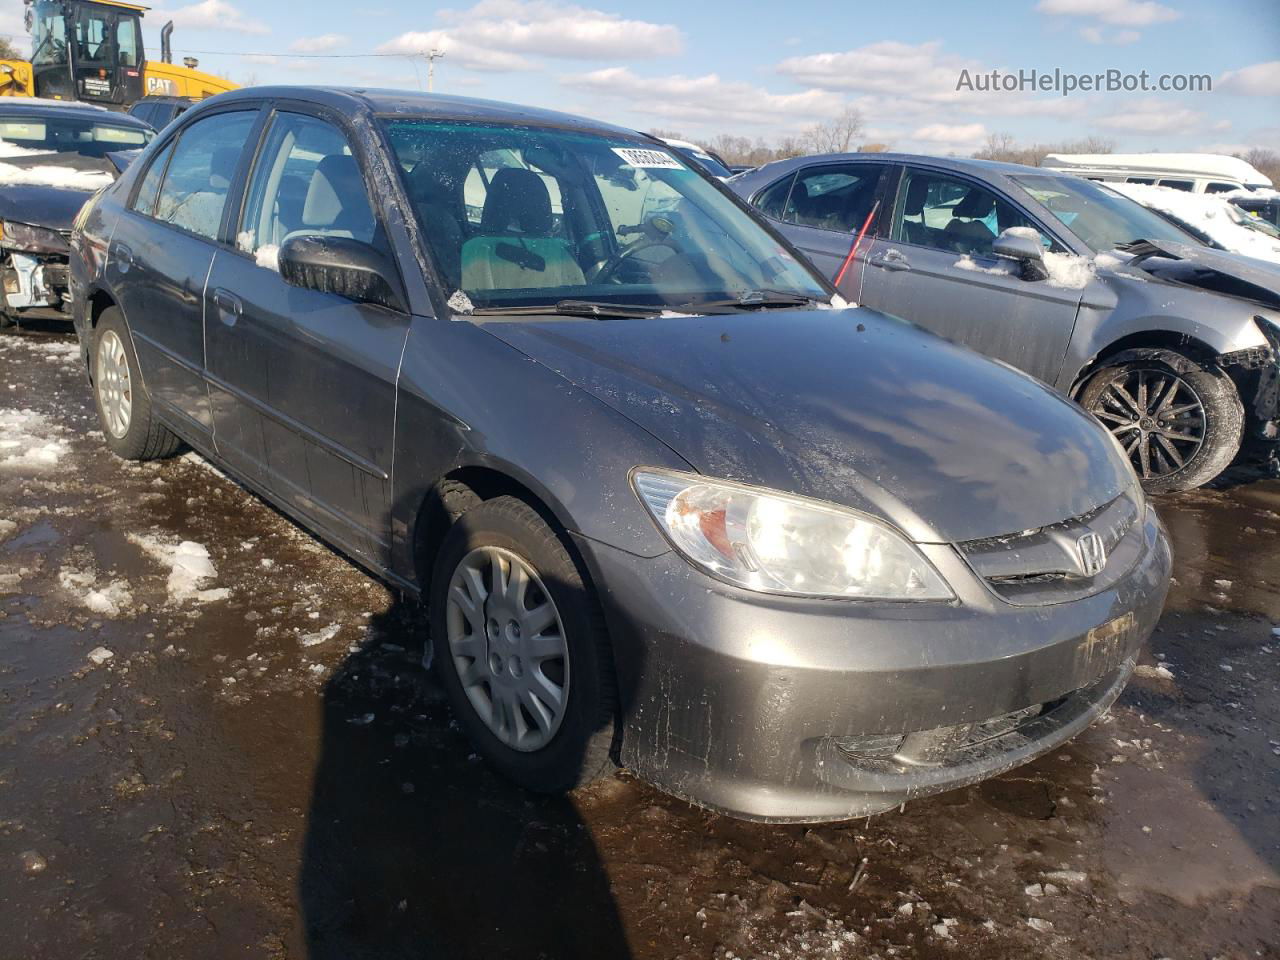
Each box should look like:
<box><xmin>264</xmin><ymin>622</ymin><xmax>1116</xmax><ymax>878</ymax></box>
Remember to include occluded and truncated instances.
<box><xmin>734</xmin><ymin>152</ymin><xmax>1063</xmax><ymax>191</ymax></box>
<box><xmin>201</xmin><ymin>86</ymin><xmax>654</xmax><ymax>140</ymax></box>
<box><xmin>0</xmin><ymin>99</ymin><xmax>150</xmax><ymax>127</ymax></box>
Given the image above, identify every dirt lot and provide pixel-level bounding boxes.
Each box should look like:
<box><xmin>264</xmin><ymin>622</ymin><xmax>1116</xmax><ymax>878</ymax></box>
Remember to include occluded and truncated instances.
<box><xmin>1</xmin><ymin>321</ymin><xmax>1277</xmax><ymax>960</ymax></box>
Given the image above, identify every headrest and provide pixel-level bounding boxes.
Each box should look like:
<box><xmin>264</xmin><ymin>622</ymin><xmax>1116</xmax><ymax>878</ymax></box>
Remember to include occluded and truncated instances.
<box><xmin>209</xmin><ymin>147</ymin><xmax>239</xmax><ymax>189</ymax></box>
<box><xmin>480</xmin><ymin>167</ymin><xmax>552</xmax><ymax>236</ymax></box>
<box><xmin>953</xmin><ymin>188</ymin><xmax>995</xmax><ymax>219</ymax></box>
<box><xmin>904</xmin><ymin>176</ymin><xmax>930</xmax><ymax>216</ymax></box>
<box><xmin>303</xmin><ymin>154</ymin><xmax>365</xmax><ymax>227</ymax></box>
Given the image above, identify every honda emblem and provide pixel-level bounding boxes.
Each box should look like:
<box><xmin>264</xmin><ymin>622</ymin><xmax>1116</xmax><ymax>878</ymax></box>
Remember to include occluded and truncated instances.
<box><xmin>1077</xmin><ymin>532</ymin><xmax>1107</xmax><ymax>577</ymax></box>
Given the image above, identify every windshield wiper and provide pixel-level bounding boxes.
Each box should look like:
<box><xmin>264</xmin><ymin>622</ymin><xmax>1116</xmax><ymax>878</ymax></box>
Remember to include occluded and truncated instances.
<box><xmin>467</xmin><ymin>299</ymin><xmax>663</xmax><ymax>319</ymax></box>
<box><xmin>674</xmin><ymin>290</ymin><xmax>816</xmax><ymax>312</ymax></box>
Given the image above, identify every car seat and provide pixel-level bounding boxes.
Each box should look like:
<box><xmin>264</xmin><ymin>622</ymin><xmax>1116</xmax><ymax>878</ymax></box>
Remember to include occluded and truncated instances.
<box><xmin>460</xmin><ymin>168</ymin><xmax>585</xmax><ymax>292</ymax></box>
<box><xmin>943</xmin><ymin>189</ymin><xmax>997</xmax><ymax>253</ymax></box>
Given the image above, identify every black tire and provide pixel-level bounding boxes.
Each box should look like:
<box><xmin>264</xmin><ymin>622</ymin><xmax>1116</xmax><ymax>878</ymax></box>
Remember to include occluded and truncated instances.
<box><xmin>430</xmin><ymin>495</ymin><xmax>618</xmax><ymax>792</ymax></box>
<box><xmin>92</xmin><ymin>307</ymin><xmax>182</xmax><ymax>461</ymax></box>
<box><xmin>0</xmin><ymin>309</ymin><xmax>15</xmax><ymax>329</ymax></box>
<box><xmin>1079</xmin><ymin>347</ymin><xmax>1243</xmax><ymax>493</ymax></box>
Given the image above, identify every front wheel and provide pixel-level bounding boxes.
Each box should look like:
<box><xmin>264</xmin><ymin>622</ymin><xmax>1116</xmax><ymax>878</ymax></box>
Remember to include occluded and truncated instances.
<box><xmin>429</xmin><ymin>495</ymin><xmax>618</xmax><ymax>793</ymax></box>
<box><xmin>1079</xmin><ymin>347</ymin><xmax>1243</xmax><ymax>492</ymax></box>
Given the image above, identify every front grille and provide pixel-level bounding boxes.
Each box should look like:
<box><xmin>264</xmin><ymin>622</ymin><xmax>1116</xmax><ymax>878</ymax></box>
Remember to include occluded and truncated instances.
<box><xmin>958</xmin><ymin>491</ymin><xmax>1143</xmax><ymax>605</ymax></box>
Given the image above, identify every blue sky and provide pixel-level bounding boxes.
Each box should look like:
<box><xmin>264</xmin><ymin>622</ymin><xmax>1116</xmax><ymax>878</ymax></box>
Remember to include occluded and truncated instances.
<box><xmin>4</xmin><ymin>0</ymin><xmax>1278</xmax><ymax>154</ymax></box>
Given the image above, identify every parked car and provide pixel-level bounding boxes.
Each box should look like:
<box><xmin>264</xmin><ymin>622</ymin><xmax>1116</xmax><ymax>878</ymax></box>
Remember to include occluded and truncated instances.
<box><xmin>0</xmin><ymin>100</ymin><xmax>152</xmax><ymax>327</ymax></box>
<box><xmin>656</xmin><ymin>136</ymin><xmax>733</xmax><ymax>179</ymax></box>
<box><xmin>69</xmin><ymin>87</ymin><xmax>1171</xmax><ymax>823</ymax></box>
<box><xmin>1230</xmin><ymin>190</ymin><xmax>1280</xmax><ymax>231</ymax></box>
<box><xmin>732</xmin><ymin>153</ymin><xmax>1280</xmax><ymax>491</ymax></box>
<box><xmin>1105</xmin><ymin>181</ymin><xmax>1280</xmax><ymax>264</ymax></box>
<box><xmin>128</xmin><ymin>94</ymin><xmax>198</xmax><ymax>131</ymax></box>
<box><xmin>1041</xmin><ymin>152</ymin><xmax>1272</xmax><ymax>195</ymax></box>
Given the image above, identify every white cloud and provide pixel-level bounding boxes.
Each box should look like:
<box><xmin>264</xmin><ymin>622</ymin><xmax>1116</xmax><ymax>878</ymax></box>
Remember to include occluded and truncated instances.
<box><xmin>290</xmin><ymin>34</ymin><xmax>347</xmax><ymax>54</ymax></box>
<box><xmin>562</xmin><ymin>67</ymin><xmax>844</xmax><ymax>127</ymax></box>
<box><xmin>911</xmin><ymin>122</ymin><xmax>987</xmax><ymax>143</ymax></box>
<box><xmin>776</xmin><ymin>41</ymin><xmax>975</xmax><ymax>101</ymax></box>
<box><xmin>1095</xmin><ymin>100</ymin><xmax>1226</xmax><ymax>135</ymax></box>
<box><xmin>378</xmin><ymin>0</ymin><xmax>681</xmax><ymax>73</ymax></box>
<box><xmin>1036</xmin><ymin>0</ymin><xmax>1181</xmax><ymax>27</ymax></box>
<box><xmin>151</xmin><ymin>0</ymin><xmax>269</xmax><ymax>35</ymax></box>
<box><xmin>1218</xmin><ymin>61</ymin><xmax>1280</xmax><ymax>97</ymax></box>
<box><xmin>1080</xmin><ymin>26</ymin><xmax>1141</xmax><ymax>44</ymax></box>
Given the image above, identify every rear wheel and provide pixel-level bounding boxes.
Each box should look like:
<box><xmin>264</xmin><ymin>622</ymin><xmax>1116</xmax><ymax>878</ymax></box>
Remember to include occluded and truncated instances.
<box><xmin>430</xmin><ymin>495</ymin><xmax>618</xmax><ymax>792</ymax></box>
<box><xmin>1080</xmin><ymin>347</ymin><xmax>1243</xmax><ymax>492</ymax></box>
<box><xmin>92</xmin><ymin>308</ymin><xmax>182</xmax><ymax>461</ymax></box>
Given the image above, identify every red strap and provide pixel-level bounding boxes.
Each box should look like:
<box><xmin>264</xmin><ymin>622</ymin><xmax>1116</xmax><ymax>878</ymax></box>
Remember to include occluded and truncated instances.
<box><xmin>834</xmin><ymin>199</ymin><xmax>881</xmax><ymax>289</ymax></box>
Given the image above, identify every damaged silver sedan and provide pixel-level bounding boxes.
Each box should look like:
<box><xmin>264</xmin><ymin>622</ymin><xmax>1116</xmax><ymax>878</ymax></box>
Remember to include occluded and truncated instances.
<box><xmin>70</xmin><ymin>87</ymin><xmax>1171</xmax><ymax>822</ymax></box>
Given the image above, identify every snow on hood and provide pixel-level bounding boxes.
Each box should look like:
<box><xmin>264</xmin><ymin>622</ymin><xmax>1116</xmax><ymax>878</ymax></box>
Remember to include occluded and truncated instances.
<box><xmin>1108</xmin><ymin>182</ymin><xmax>1280</xmax><ymax>265</ymax></box>
<box><xmin>0</xmin><ymin>158</ymin><xmax>113</xmax><ymax>192</ymax></box>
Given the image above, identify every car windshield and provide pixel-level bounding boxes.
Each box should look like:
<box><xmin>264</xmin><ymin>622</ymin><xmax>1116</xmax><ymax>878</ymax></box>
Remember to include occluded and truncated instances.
<box><xmin>0</xmin><ymin>114</ymin><xmax>152</xmax><ymax>159</ymax></box>
<box><xmin>381</xmin><ymin>119</ymin><xmax>828</xmax><ymax>312</ymax></box>
<box><xmin>1012</xmin><ymin>173</ymin><xmax>1197</xmax><ymax>252</ymax></box>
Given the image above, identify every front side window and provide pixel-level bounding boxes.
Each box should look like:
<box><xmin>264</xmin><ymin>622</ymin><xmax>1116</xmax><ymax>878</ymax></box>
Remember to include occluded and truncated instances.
<box><xmin>753</xmin><ymin>173</ymin><xmax>795</xmax><ymax>221</ymax></box>
<box><xmin>74</xmin><ymin>12</ymin><xmax>110</xmax><ymax>63</ymax></box>
<box><xmin>382</xmin><ymin>120</ymin><xmax>828</xmax><ymax>310</ymax></box>
<box><xmin>153</xmin><ymin>111</ymin><xmax>256</xmax><ymax>240</ymax></box>
<box><xmin>894</xmin><ymin>169</ymin><xmax>1047</xmax><ymax>255</ymax></box>
<box><xmin>131</xmin><ymin>139</ymin><xmax>174</xmax><ymax>216</ymax></box>
<box><xmin>238</xmin><ymin>112</ymin><xmax>380</xmax><ymax>259</ymax></box>
<box><xmin>1014</xmin><ymin>174</ymin><xmax>1198</xmax><ymax>252</ymax></box>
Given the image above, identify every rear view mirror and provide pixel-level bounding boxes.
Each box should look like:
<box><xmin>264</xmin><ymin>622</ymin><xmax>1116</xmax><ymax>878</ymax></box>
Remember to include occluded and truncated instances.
<box><xmin>278</xmin><ymin>235</ymin><xmax>407</xmax><ymax>312</ymax></box>
<box><xmin>992</xmin><ymin>229</ymin><xmax>1049</xmax><ymax>282</ymax></box>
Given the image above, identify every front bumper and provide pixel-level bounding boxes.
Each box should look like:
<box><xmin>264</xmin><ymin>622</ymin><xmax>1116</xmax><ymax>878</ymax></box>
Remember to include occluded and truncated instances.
<box><xmin>2</xmin><ymin>250</ymin><xmax>72</xmax><ymax>315</ymax></box>
<box><xmin>582</xmin><ymin>503</ymin><xmax>1171</xmax><ymax>822</ymax></box>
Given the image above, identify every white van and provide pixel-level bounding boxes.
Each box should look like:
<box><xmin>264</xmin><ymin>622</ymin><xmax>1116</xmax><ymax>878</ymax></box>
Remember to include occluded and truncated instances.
<box><xmin>1041</xmin><ymin>152</ymin><xmax>1273</xmax><ymax>195</ymax></box>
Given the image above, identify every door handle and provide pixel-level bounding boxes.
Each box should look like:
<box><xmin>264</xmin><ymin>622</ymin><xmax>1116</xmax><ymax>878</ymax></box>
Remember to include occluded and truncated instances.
<box><xmin>112</xmin><ymin>242</ymin><xmax>133</xmax><ymax>273</ymax></box>
<box><xmin>871</xmin><ymin>249</ymin><xmax>911</xmax><ymax>272</ymax></box>
<box><xmin>212</xmin><ymin>288</ymin><xmax>243</xmax><ymax>325</ymax></box>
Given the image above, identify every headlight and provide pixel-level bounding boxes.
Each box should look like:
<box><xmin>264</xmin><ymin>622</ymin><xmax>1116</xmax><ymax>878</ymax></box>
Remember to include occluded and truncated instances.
<box><xmin>1</xmin><ymin>220</ymin><xmax>69</xmax><ymax>254</ymax></box>
<box><xmin>632</xmin><ymin>469</ymin><xmax>953</xmax><ymax>600</ymax></box>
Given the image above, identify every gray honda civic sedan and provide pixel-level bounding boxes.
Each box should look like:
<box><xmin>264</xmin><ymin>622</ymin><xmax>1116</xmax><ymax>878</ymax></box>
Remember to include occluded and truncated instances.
<box><xmin>69</xmin><ymin>88</ymin><xmax>1171</xmax><ymax>822</ymax></box>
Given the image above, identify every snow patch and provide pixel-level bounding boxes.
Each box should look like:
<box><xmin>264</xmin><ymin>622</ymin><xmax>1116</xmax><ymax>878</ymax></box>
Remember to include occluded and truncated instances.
<box><xmin>127</xmin><ymin>533</ymin><xmax>230</xmax><ymax>604</ymax></box>
<box><xmin>0</xmin><ymin>408</ymin><xmax>70</xmax><ymax>471</ymax></box>
<box><xmin>0</xmin><ymin>159</ymin><xmax>113</xmax><ymax>192</ymax></box>
<box><xmin>1134</xmin><ymin>663</ymin><xmax>1175</xmax><ymax>681</ymax></box>
<box><xmin>255</xmin><ymin>244</ymin><xmax>280</xmax><ymax>272</ymax></box>
<box><xmin>58</xmin><ymin>567</ymin><xmax>133</xmax><ymax>617</ymax></box>
<box><xmin>299</xmin><ymin>624</ymin><xmax>341</xmax><ymax>648</ymax></box>
<box><xmin>955</xmin><ymin>254</ymin><xmax>1007</xmax><ymax>276</ymax></box>
<box><xmin>447</xmin><ymin>290</ymin><xmax>474</xmax><ymax>314</ymax></box>
<box><xmin>1108</xmin><ymin>182</ymin><xmax>1280</xmax><ymax>264</ymax></box>
<box><xmin>87</xmin><ymin>646</ymin><xmax>115</xmax><ymax>665</ymax></box>
<box><xmin>1042</xmin><ymin>251</ymin><xmax>1095</xmax><ymax>289</ymax></box>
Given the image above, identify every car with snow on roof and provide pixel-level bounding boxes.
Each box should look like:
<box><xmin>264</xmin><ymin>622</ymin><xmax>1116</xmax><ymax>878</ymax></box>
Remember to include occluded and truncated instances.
<box><xmin>732</xmin><ymin>153</ymin><xmax>1280</xmax><ymax>491</ymax></box>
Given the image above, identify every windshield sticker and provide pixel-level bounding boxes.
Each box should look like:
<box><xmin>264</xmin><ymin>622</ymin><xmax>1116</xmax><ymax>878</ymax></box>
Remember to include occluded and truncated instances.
<box><xmin>612</xmin><ymin>147</ymin><xmax>684</xmax><ymax>170</ymax></box>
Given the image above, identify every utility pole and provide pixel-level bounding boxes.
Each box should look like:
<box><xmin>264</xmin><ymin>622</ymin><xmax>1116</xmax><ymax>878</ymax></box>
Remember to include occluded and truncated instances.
<box><xmin>424</xmin><ymin>48</ymin><xmax>445</xmax><ymax>92</ymax></box>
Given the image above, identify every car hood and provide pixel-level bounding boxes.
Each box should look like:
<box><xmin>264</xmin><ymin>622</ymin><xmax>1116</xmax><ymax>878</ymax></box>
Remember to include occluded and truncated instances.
<box><xmin>0</xmin><ymin>153</ymin><xmax>115</xmax><ymax>230</ymax></box>
<box><xmin>478</xmin><ymin>308</ymin><xmax>1135</xmax><ymax>543</ymax></box>
<box><xmin>1107</xmin><ymin>238</ymin><xmax>1280</xmax><ymax>307</ymax></box>
<box><xmin>0</xmin><ymin>181</ymin><xmax>97</xmax><ymax>231</ymax></box>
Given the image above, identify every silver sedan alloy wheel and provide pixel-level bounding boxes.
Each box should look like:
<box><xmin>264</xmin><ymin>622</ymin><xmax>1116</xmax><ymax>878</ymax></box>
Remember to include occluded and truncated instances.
<box><xmin>445</xmin><ymin>545</ymin><xmax>570</xmax><ymax>752</ymax></box>
<box><xmin>1089</xmin><ymin>367</ymin><xmax>1205</xmax><ymax>480</ymax></box>
<box><xmin>96</xmin><ymin>329</ymin><xmax>132</xmax><ymax>439</ymax></box>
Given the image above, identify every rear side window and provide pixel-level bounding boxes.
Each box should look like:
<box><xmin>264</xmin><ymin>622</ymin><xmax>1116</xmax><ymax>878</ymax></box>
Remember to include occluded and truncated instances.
<box><xmin>131</xmin><ymin>139</ymin><xmax>174</xmax><ymax>216</ymax></box>
<box><xmin>1158</xmin><ymin>179</ymin><xmax>1193</xmax><ymax>191</ymax></box>
<box><xmin>237</xmin><ymin>112</ymin><xmax>381</xmax><ymax>257</ymax></box>
<box><xmin>1205</xmin><ymin>182</ymin><xmax>1239</xmax><ymax>194</ymax></box>
<box><xmin>153</xmin><ymin>110</ymin><xmax>257</xmax><ymax>241</ymax></box>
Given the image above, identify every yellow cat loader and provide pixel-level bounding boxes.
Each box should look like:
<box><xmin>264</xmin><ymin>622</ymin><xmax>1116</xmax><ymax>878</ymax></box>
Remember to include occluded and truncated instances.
<box><xmin>0</xmin><ymin>0</ymin><xmax>236</xmax><ymax>110</ymax></box>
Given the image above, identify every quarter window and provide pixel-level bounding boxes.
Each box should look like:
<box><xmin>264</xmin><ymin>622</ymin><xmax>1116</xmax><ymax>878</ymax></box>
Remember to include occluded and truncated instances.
<box><xmin>894</xmin><ymin>169</ymin><xmax>1047</xmax><ymax>256</ymax></box>
<box><xmin>131</xmin><ymin>139</ymin><xmax>174</xmax><ymax>216</ymax></box>
<box><xmin>238</xmin><ymin>112</ymin><xmax>380</xmax><ymax>257</ymax></box>
<box><xmin>153</xmin><ymin>110</ymin><xmax>257</xmax><ymax>240</ymax></box>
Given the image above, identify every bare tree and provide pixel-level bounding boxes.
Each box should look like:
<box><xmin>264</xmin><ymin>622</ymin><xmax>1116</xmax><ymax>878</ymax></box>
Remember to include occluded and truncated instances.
<box><xmin>1242</xmin><ymin>147</ymin><xmax>1280</xmax><ymax>186</ymax></box>
<box><xmin>975</xmin><ymin>131</ymin><xmax>1114</xmax><ymax>167</ymax></box>
<box><xmin>0</xmin><ymin>37</ymin><xmax>20</xmax><ymax>60</ymax></box>
<box><xmin>856</xmin><ymin>142</ymin><xmax>892</xmax><ymax>153</ymax></box>
<box><xmin>646</xmin><ymin>128</ymin><xmax>687</xmax><ymax>142</ymax></box>
<box><xmin>801</xmin><ymin>107</ymin><xmax>864</xmax><ymax>155</ymax></box>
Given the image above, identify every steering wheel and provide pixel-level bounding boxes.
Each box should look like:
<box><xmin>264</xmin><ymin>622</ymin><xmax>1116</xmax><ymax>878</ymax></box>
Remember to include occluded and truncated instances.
<box><xmin>588</xmin><ymin>214</ymin><xmax>682</xmax><ymax>284</ymax></box>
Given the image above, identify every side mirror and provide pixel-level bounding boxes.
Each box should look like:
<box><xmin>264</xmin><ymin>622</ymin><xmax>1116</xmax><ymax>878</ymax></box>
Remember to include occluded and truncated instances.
<box><xmin>992</xmin><ymin>228</ymin><xmax>1049</xmax><ymax>281</ymax></box>
<box><xmin>278</xmin><ymin>235</ymin><xmax>407</xmax><ymax>312</ymax></box>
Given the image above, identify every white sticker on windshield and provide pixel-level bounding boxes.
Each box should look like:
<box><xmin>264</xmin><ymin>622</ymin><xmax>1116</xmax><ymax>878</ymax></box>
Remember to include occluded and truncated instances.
<box><xmin>612</xmin><ymin>147</ymin><xmax>684</xmax><ymax>170</ymax></box>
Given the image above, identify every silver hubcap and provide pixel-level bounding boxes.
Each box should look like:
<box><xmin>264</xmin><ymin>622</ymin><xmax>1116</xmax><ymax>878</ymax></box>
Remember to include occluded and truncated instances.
<box><xmin>96</xmin><ymin>330</ymin><xmax>132</xmax><ymax>439</ymax></box>
<box><xmin>446</xmin><ymin>546</ymin><xmax>569</xmax><ymax>752</ymax></box>
<box><xmin>1090</xmin><ymin>367</ymin><xmax>1205</xmax><ymax>480</ymax></box>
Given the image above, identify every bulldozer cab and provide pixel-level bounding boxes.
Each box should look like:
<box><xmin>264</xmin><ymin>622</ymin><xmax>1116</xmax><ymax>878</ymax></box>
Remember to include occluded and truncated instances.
<box><xmin>28</xmin><ymin>0</ymin><xmax>145</xmax><ymax>107</ymax></box>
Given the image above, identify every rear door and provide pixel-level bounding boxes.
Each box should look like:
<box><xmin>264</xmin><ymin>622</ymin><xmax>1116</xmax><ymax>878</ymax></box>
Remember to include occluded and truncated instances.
<box><xmin>205</xmin><ymin>106</ymin><xmax>409</xmax><ymax>564</ymax></box>
<box><xmin>747</xmin><ymin>162</ymin><xmax>892</xmax><ymax>291</ymax></box>
<box><xmin>108</xmin><ymin>107</ymin><xmax>261</xmax><ymax>440</ymax></box>
<box><xmin>857</xmin><ymin>165</ymin><xmax>1082</xmax><ymax>384</ymax></box>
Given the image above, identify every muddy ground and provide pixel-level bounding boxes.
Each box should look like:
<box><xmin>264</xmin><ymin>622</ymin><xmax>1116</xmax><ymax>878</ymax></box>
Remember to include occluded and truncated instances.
<box><xmin>1</xmin><ymin>321</ymin><xmax>1277</xmax><ymax>960</ymax></box>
